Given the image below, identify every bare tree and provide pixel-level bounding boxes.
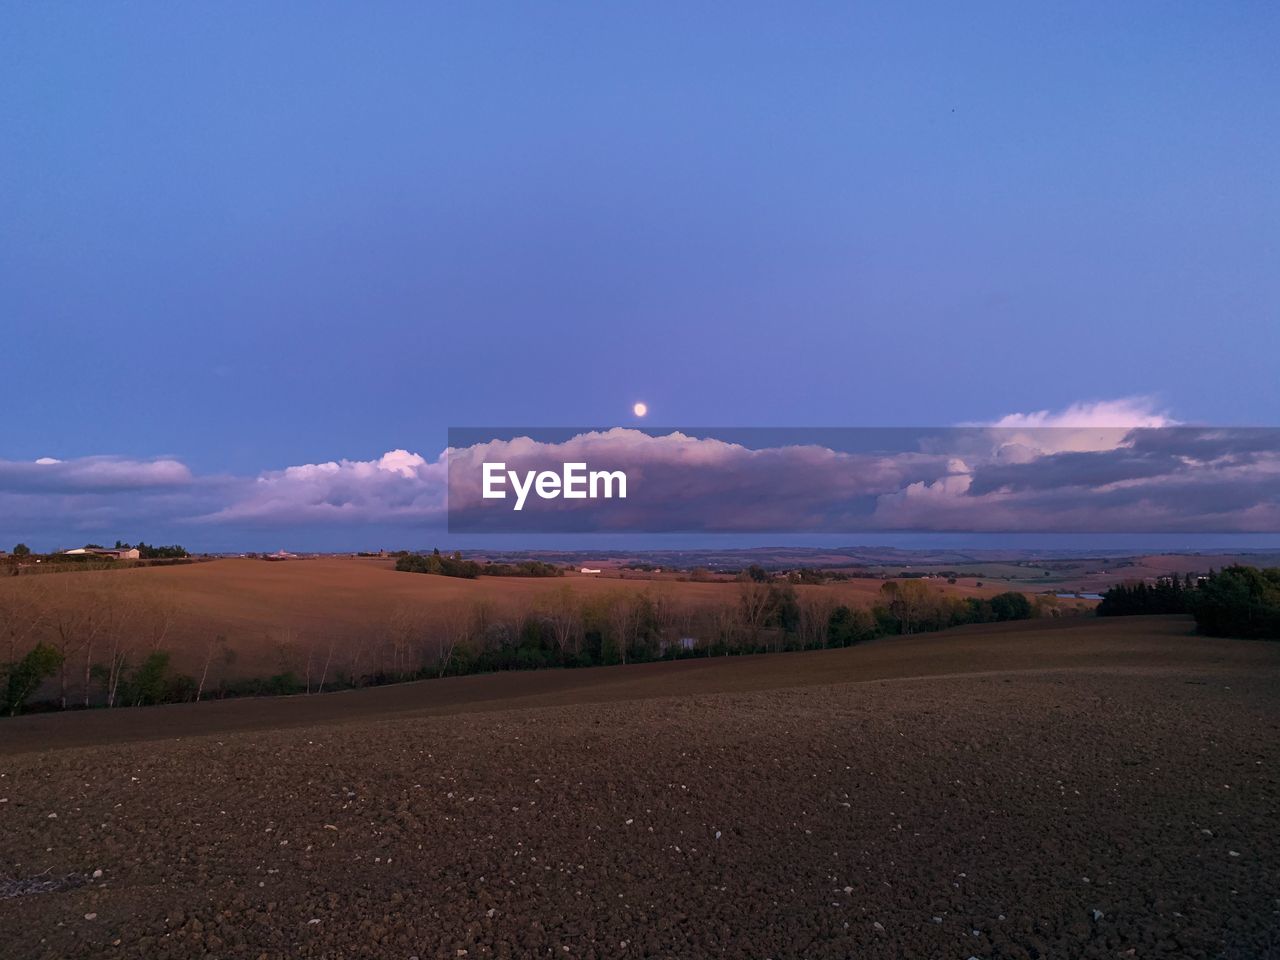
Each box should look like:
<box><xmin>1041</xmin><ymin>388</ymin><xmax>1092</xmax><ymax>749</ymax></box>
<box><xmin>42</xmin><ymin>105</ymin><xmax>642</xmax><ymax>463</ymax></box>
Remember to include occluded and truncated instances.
<box><xmin>346</xmin><ymin>632</ymin><xmax>370</xmax><ymax>686</ymax></box>
<box><xmin>100</xmin><ymin>590</ymin><xmax>143</xmax><ymax>708</ymax></box>
<box><xmin>80</xmin><ymin>599</ymin><xmax>105</xmax><ymax>706</ymax></box>
<box><xmin>270</xmin><ymin>625</ymin><xmax>302</xmax><ymax>679</ymax></box>
<box><xmin>672</xmin><ymin>601</ymin><xmax>699</xmax><ymax>654</ymax></box>
<box><xmin>712</xmin><ymin>604</ymin><xmax>738</xmax><ymax>654</ymax></box>
<box><xmin>542</xmin><ymin>586</ymin><xmax>582</xmax><ymax>658</ymax></box>
<box><xmin>0</xmin><ymin>579</ymin><xmax>46</xmax><ymax>666</ymax></box>
<box><xmin>385</xmin><ymin>605</ymin><xmax>426</xmax><ymax>676</ymax></box>
<box><xmin>316</xmin><ymin>637</ymin><xmax>336</xmax><ymax>693</ymax></box>
<box><xmin>196</xmin><ymin>633</ymin><xmax>229</xmax><ymax>702</ymax></box>
<box><xmin>44</xmin><ymin>580</ymin><xmax>94</xmax><ymax>710</ymax></box>
<box><xmin>606</xmin><ymin>594</ymin><xmax>637</xmax><ymax>664</ymax></box>
<box><xmin>648</xmin><ymin>588</ymin><xmax>676</xmax><ymax>655</ymax></box>
<box><xmin>136</xmin><ymin>593</ymin><xmax>178</xmax><ymax>653</ymax></box>
<box><xmin>737</xmin><ymin>582</ymin><xmax>774</xmax><ymax>650</ymax></box>
<box><xmin>435</xmin><ymin>602</ymin><xmax>477</xmax><ymax>677</ymax></box>
<box><xmin>880</xmin><ymin>580</ymin><xmax>933</xmax><ymax>635</ymax></box>
<box><xmin>798</xmin><ymin>592</ymin><xmax>837</xmax><ymax>650</ymax></box>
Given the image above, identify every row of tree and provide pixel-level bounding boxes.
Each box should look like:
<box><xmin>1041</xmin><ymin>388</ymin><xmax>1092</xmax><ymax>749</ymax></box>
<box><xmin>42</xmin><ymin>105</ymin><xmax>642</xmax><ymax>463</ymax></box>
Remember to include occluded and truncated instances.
<box><xmin>115</xmin><ymin>541</ymin><xmax>190</xmax><ymax>559</ymax></box>
<box><xmin>394</xmin><ymin>550</ymin><xmax>563</xmax><ymax>579</ymax></box>
<box><xmin>0</xmin><ymin>577</ymin><xmax>1051</xmax><ymax>715</ymax></box>
<box><xmin>1191</xmin><ymin>566</ymin><xmax>1280</xmax><ymax>639</ymax></box>
<box><xmin>0</xmin><ymin>580</ymin><xmax>228</xmax><ymax>715</ymax></box>
<box><xmin>1096</xmin><ymin>565</ymin><xmax>1280</xmax><ymax>639</ymax></box>
<box><xmin>1097</xmin><ymin>574</ymin><xmax>1199</xmax><ymax>616</ymax></box>
<box><xmin>8</xmin><ymin>542</ymin><xmax>189</xmax><ymax>559</ymax></box>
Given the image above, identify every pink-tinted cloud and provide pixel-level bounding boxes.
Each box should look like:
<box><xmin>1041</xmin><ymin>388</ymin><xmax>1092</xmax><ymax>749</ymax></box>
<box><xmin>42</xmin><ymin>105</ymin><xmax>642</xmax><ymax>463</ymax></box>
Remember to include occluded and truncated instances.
<box><xmin>447</xmin><ymin>429</ymin><xmax>953</xmax><ymax>531</ymax></box>
<box><xmin>197</xmin><ymin>449</ymin><xmax>448</xmax><ymax>525</ymax></box>
<box><xmin>3</xmin><ymin>401</ymin><xmax>1277</xmax><ymax>542</ymax></box>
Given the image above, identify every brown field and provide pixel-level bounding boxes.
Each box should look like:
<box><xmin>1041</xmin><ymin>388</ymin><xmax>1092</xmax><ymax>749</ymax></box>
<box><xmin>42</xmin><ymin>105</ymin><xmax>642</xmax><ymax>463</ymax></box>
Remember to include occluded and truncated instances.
<box><xmin>0</xmin><ymin>558</ymin><xmax>1075</xmax><ymax>683</ymax></box>
<box><xmin>1</xmin><ymin>615</ymin><xmax>1278</xmax><ymax>959</ymax></box>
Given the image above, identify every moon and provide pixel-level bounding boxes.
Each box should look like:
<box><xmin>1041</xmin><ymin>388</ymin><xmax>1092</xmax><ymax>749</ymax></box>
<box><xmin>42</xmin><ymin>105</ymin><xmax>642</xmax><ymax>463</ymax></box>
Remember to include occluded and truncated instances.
<box><xmin>632</xmin><ymin>402</ymin><xmax>648</xmax><ymax>418</ymax></box>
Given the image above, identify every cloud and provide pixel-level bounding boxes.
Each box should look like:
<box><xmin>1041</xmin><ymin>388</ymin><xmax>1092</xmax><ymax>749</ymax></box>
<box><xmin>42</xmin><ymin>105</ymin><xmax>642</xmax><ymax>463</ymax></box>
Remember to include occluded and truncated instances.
<box><xmin>0</xmin><ymin>455</ymin><xmax>192</xmax><ymax>493</ymax></box>
<box><xmin>446</xmin><ymin>428</ymin><xmax>952</xmax><ymax>531</ymax></box>
<box><xmin>972</xmin><ymin>396</ymin><xmax>1179</xmax><ymax>461</ymax></box>
<box><xmin>873</xmin><ymin>425</ymin><xmax>1280</xmax><ymax>532</ymax></box>
<box><xmin>446</xmin><ymin>417</ymin><xmax>1279</xmax><ymax>534</ymax></box>
<box><xmin>198</xmin><ymin>449</ymin><xmax>448</xmax><ymax>525</ymax></box>
<box><xmin>3</xmin><ymin>400</ymin><xmax>1277</xmax><ymax>544</ymax></box>
<box><xmin>985</xmin><ymin>396</ymin><xmax>1177</xmax><ymax>430</ymax></box>
<box><xmin>0</xmin><ymin>455</ymin><xmax>217</xmax><ymax>547</ymax></box>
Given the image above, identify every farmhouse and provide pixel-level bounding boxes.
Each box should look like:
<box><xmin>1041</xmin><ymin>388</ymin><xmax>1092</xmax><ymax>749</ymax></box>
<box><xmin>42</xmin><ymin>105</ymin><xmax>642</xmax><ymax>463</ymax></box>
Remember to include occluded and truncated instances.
<box><xmin>62</xmin><ymin>547</ymin><xmax>141</xmax><ymax>560</ymax></box>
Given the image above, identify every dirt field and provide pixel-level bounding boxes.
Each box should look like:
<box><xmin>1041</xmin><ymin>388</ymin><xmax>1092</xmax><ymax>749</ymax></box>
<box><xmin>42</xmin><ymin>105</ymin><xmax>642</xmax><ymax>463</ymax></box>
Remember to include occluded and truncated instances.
<box><xmin>1</xmin><ymin>615</ymin><xmax>1277</xmax><ymax>959</ymax></box>
<box><xmin>0</xmin><ymin>558</ymin><xmax>1060</xmax><ymax>682</ymax></box>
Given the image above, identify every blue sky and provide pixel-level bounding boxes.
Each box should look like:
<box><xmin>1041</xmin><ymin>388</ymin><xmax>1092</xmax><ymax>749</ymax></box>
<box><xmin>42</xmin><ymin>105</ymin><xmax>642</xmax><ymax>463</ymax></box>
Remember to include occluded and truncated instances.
<box><xmin>2</xmin><ymin>3</ymin><xmax>1278</xmax><ymax>550</ymax></box>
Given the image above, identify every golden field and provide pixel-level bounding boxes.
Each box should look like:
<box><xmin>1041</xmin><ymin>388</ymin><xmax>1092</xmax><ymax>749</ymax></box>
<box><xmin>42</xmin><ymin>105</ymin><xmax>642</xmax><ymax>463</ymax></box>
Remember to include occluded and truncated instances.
<box><xmin>0</xmin><ymin>557</ymin><xmax>1076</xmax><ymax>684</ymax></box>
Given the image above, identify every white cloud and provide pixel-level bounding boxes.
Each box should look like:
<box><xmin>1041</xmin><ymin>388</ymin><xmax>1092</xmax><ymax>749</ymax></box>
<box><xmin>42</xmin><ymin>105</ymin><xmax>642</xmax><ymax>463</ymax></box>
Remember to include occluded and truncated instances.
<box><xmin>974</xmin><ymin>396</ymin><xmax>1179</xmax><ymax>460</ymax></box>
<box><xmin>986</xmin><ymin>396</ymin><xmax>1176</xmax><ymax>429</ymax></box>
<box><xmin>4</xmin><ymin>400</ymin><xmax>1274</xmax><ymax>541</ymax></box>
<box><xmin>201</xmin><ymin>449</ymin><xmax>448</xmax><ymax>525</ymax></box>
<box><xmin>0</xmin><ymin>455</ymin><xmax>192</xmax><ymax>493</ymax></box>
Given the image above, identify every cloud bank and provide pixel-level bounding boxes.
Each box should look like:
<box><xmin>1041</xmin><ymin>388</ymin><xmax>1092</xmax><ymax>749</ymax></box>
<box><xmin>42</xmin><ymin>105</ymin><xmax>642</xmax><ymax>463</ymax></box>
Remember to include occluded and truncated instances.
<box><xmin>2</xmin><ymin>399</ymin><xmax>1277</xmax><ymax>545</ymax></box>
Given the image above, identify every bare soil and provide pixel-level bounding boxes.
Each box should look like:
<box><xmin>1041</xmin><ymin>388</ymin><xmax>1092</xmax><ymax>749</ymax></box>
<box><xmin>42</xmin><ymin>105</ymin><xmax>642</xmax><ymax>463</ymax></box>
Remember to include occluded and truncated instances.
<box><xmin>1</xmin><ymin>616</ymin><xmax>1277</xmax><ymax>959</ymax></box>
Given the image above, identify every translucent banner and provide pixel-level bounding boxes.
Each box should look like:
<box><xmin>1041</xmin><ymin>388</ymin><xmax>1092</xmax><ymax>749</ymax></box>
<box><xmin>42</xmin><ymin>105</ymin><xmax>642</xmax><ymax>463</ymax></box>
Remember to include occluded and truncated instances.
<box><xmin>446</xmin><ymin>427</ymin><xmax>1280</xmax><ymax>534</ymax></box>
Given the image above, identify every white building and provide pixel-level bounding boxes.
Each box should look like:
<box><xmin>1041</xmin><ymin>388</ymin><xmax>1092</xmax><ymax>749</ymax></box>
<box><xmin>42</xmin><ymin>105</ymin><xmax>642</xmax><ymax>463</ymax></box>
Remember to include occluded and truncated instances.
<box><xmin>62</xmin><ymin>547</ymin><xmax>141</xmax><ymax>560</ymax></box>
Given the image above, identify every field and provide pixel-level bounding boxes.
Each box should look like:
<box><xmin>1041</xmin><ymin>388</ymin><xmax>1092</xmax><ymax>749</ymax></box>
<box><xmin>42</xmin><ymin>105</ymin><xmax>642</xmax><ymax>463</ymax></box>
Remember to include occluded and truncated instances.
<box><xmin>0</xmin><ymin>558</ymin><xmax>1059</xmax><ymax>684</ymax></box>
<box><xmin>1</xmin><ymin>615</ymin><xmax>1278</xmax><ymax>958</ymax></box>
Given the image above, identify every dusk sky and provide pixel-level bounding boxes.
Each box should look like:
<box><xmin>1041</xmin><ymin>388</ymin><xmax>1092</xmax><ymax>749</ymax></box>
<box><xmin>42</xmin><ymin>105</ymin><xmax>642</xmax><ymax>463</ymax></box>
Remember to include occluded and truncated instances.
<box><xmin>2</xmin><ymin>3</ymin><xmax>1278</xmax><ymax>550</ymax></box>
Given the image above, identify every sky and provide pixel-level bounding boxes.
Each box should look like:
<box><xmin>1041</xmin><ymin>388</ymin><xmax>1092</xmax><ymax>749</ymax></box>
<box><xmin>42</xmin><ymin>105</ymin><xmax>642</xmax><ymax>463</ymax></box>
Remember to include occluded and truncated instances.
<box><xmin>2</xmin><ymin>3</ymin><xmax>1278</xmax><ymax>551</ymax></box>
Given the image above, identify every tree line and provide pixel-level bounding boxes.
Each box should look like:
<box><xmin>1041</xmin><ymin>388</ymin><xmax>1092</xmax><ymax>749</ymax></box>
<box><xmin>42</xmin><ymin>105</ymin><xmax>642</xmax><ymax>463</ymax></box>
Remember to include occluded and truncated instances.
<box><xmin>1096</xmin><ymin>565</ymin><xmax>1280</xmax><ymax>639</ymax></box>
<box><xmin>0</xmin><ymin>577</ymin><xmax>1052</xmax><ymax>716</ymax></box>
<box><xmin>4</xmin><ymin>541</ymin><xmax>191</xmax><ymax>578</ymax></box>
<box><xmin>1</xmin><ymin>581</ymin><xmax>211</xmax><ymax>716</ymax></box>
<box><xmin>394</xmin><ymin>549</ymin><xmax>563</xmax><ymax>579</ymax></box>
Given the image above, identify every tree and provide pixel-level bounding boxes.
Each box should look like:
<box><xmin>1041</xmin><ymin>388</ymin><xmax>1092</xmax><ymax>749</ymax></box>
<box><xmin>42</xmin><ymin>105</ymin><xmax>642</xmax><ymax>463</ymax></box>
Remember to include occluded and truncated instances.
<box><xmin>44</xmin><ymin>580</ymin><xmax>98</xmax><ymax>709</ymax></box>
<box><xmin>1191</xmin><ymin>565</ymin><xmax>1280</xmax><ymax>639</ymax></box>
<box><xmin>127</xmin><ymin>651</ymin><xmax>172</xmax><ymax>706</ymax></box>
<box><xmin>385</xmin><ymin>606</ymin><xmax>426</xmax><ymax>676</ymax></box>
<box><xmin>0</xmin><ymin>584</ymin><xmax>45</xmax><ymax>667</ymax></box>
<box><xmin>1098</xmin><ymin>576</ymin><xmax>1193</xmax><ymax>617</ymax></box>
<box><xmin>542</xmin><ymin>586</ymin><xmax>583</xmax><ymax>658</ymax></box>
<box><xmin>878</xmin><ymin>580</ymin><xmax>934</xmax><ymax>634</ymax></box>
<box><xmin>605</xmin><ymin>594</ymin><xmax>637</xmax><ymax>664</ymax></box>
<box><xmin>989</xmin><ymin>592</ymin><xmax>1033</xmax><ymax>621</ymax></box>
<box><xmin>827</xmin><ymin>605</ymin><xmax>877</xmax><ymax>647</ymax></box>
<box><xmin>737</xmin><ymin>582</ymin><xmax>774</xmax><ymax>650</ymax></box>
<box><xmin>434</xmin><ymin>602</ymin><xmax>481</xmax><ymax>677</ymax></box>
<box><xmin>797</xmin><ymin>593</ymin><xmax>837</xmax><ymax>649</ymax></box>
<box><xmin>4</xmin><ymin>643</ymin><xmax>65</xmax><ymax>716</ymax></box>
<box><xmin>711</xmin><ymin>604</ymin><xmax>738</xmax><ymax>655</ymax></box>
<box><xmin>768</xmin><ymin>583</ymin><xmax>800</xmax><ymax>636</ymax></box>
<box><xmin>315</xmin><ymin>637</ymin><xmax>336</xmax><ymax>694</ymax></box>
<box><xmin>134</xmin><ymin>542</ymin><xmax>189</xmax><ymax>559</ymax></box>
<box><xmin>196</xmin><ymin>633</ymin><xmax>230</xmax><ymax>701</ymax></box>
<box><xmin>77</xmin><ymin>590</ymin><xmax>115</xmax><ymax>707</ymax></box>
<box><xmin>12</xmin><ymin>543</ymin><xmax>31</xmax><ymax>558</ymax></box>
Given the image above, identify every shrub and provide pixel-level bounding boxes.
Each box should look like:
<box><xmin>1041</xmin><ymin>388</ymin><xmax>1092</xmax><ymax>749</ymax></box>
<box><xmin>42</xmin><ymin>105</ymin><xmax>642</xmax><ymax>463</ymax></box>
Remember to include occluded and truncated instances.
<box><xmin>3</xmin><ymin>643</ymin><xmax>64</xmax><ymax>716</ymax></box>
<box><xmin>827</xmin><ymin>605</ymin><xmax>877</xmax><ymax>646</ymax></box>
<box><xmin>989</xmin><ymin>591</ymin><xmax>1033</xmax><ymax>621</ymax></box>
<box><xmin>124</xmin><ymin>652</ymin><xmax>172</xmax><ymax>706</ymax></box>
